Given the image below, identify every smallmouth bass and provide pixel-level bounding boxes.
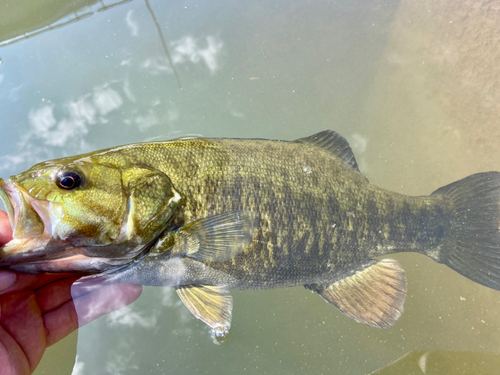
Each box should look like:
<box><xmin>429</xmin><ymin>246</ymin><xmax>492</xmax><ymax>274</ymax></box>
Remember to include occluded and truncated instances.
<box><xmin>1</xmin><ymin>130</ymin><xmax>499</xmax><ymax>340</ymax></box>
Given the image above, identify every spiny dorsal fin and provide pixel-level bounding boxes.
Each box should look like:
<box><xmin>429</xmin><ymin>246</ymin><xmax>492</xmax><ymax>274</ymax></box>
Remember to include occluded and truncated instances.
<box><xmin>307</xmin><ymin>259</ymin><xmax>407</xmax><ymax>328</ymax></box>
<box><xmin>176</xmin><ymin>284</ymin><xmax>232</xmax><ymax>330</ymax></box>
<box><xmin>295</xmin><ymin>130</ymin><xmax>360</xmax><ymax>172</ymax></box>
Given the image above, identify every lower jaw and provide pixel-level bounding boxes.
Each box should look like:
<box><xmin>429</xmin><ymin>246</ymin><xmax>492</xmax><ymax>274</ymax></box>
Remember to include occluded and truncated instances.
<box><xmin>1</xmin><ymin>240</ymin><xmax>138</xmax><ymax>274</ymax></box>
<box><xmin>6</xmin><ymin>257</ymin><xmax>98</xmax><ymax>273</ymax></box>
<box><xmin>3</xmin><ymin>254</ymin><xmax>123</xmax><ymax>274</ymax></box>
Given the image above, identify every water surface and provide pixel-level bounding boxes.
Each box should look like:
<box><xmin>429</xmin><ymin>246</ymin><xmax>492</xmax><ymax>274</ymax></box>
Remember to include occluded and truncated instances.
<box><xmin>1</xmin><ymin>1</ymin><xmax>500</xmax><ymax>374</ymax></box>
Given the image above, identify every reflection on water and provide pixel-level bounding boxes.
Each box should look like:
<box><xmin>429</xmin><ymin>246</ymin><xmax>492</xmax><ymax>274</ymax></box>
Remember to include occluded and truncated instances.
<box><xmin>140</xmin><ymin>35</ymin><xmax>223</xmax><ymax>76</ymax></box>
<box><xmin>1</xmin><ymin>0</ymin><xmax>500</xmax><ymax>374</ymax></box>
<box><xmin>371</xmin><ymin>350</ymin><xmax>500</xmax><ymax>374</ymax></box>
<box><xmin>0</xmin><ymin>0</ymin><xmax>133</xmax><ymax>47</ymax></box>
<box><xmin>143</xmin><ymin>0</ymin><xmax>181</xmax><ymax>88</ymax></box>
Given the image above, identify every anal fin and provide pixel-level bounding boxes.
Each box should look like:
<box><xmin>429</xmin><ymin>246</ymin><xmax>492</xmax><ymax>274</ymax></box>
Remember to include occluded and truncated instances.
<box><xmin>307</xmin><ymin>259</ymin><xmax>407</xmax><ymax>328</ymax></box>
<box><xmin>176</xmin><ymin>285</ymin><xmax>233</xmax><ymax>332</ymax></box>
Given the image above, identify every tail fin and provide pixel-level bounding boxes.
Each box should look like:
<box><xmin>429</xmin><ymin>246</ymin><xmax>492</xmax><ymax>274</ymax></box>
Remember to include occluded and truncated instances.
<box><xmin>431</xmin><ymin>172</ymin><xmax>500</xmax><ymax>290</ymax></box>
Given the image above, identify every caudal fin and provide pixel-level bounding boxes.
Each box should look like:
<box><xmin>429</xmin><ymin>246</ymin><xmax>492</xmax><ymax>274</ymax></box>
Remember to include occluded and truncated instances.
<box><xmin>431</xmin><ymin>172</ymin><xmax>500</xmax><ymax>290</ymax></box>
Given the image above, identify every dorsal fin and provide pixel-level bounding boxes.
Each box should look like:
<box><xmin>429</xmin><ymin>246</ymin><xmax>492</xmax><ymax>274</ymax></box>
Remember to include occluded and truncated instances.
<box><xmin>295</xmin><ymin>130</ymin><xmax>360</xmax><ymax>172</ymax></box>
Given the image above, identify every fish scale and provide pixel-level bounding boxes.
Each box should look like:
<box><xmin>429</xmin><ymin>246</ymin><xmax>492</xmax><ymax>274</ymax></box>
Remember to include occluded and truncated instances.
<box><xmin>93</xmin><ymin>137</ymin><xmax>449</xmax><ymax>288</ymax></box>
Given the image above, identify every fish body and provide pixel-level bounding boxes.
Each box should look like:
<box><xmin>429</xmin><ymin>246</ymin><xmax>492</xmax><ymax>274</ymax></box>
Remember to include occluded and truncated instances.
<box><xmin>105</xmin><ymin>137</ymin><xmax>447</xmax><ymax>290</ymax></box>
<box><xmin>1</xmin><ymin>131</ymin><xmax>499</xmax><ymax>337</ymax></box>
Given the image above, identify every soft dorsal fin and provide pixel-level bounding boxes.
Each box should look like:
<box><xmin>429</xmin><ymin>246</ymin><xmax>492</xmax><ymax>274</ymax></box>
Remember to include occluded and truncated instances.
<box><xmin>306</xmin><ymin>259</ymin><xmax>407</xmax><ymax>328</ymax></box>
<box><xmin>295</xmin><ymin>130</ymin><xmax>360</xmax><ymax>172</ymax></box>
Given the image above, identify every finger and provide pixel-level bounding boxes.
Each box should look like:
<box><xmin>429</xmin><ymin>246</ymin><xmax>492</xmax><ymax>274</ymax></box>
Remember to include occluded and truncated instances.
<box><xmin>42</xmin><ymin>299</ymin><xmax>78</xmax><ymax>347</ymax></box>
<box><xmin>74</xmin><ymin>282</ymin><xmax>143</xmax><ymax>326</ymax></box>
<box><xmin>35</xmin><ymin>277</ymin><xmax>81</xmax><ymax>313</ymax></box>
<box><xmin>70</xmin><ymin>275</ymin><xmax>111</xmax><ymax>298</ymax></box>
<box><xmin>44</xmin><ymin>282</ymin><xmax>142</xmax><ymax>346</ymax></box>
<box><xmin>30</xmin><ymin>273</ymin><xmax>82</xmax><ymax>291</ymax></box>
<box><xmin>0</xmin><ymin>324</ymin><xmax>31</xmax><ymax>375</ymax></box>
<box><xmin>0</xmin><ymin>273</ymin><xmax>40</xmax><ymax>295</ymax></box>
<box><xmin>0</xmin><ymin>272</ymin><xmax>82</xmax><ymax>296</ymax></box>
<box><xmin>0</xmin><ymin>210</ymin><xmax>13</xmax><ymax>245</ymax></box>
<box><xmin>0</xmin><ymin>290</ymin><xmax>46</xmax><ymax>372</ymax></box>
<box><xmin>0</xmin><ymin>271</ymin><xmax>16</xmax><ymax>292</ymax></box>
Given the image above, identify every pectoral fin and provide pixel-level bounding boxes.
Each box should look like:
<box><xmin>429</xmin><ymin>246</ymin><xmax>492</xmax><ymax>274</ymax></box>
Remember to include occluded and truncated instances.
<box><xmin>176</xmin><ymin>285</ymin><xmax>233</xmax><ymax>330</ymax></box>
<box><xmin>306</xmin><ymin>259</ymin><xmax>407</xmax><ymax>328</ymax></box>
<box><xmin>173</xmin><ymin>211</ymin><xmax>259</xmax><ymax>262</ymax></box>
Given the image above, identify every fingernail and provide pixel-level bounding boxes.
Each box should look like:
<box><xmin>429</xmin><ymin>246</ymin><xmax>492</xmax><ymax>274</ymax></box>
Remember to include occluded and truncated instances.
<box><xmin>0</xmin><ymin>271</ymin><xmax>16</xmax><ymax>292</ymax></box>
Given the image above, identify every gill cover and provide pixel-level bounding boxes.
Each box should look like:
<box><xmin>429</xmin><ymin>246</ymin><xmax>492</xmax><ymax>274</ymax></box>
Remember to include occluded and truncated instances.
<box><xmin>119</xmin><ymin>166</ymin><xmax>182</xmax><ymax>243</ymax></box>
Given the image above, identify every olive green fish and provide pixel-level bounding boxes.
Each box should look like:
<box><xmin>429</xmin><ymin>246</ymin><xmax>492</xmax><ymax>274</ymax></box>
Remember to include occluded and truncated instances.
<box><xmin>1</xmin><ymin>131</ymin><xmax>500</xmax><ymax>340</ymax></box>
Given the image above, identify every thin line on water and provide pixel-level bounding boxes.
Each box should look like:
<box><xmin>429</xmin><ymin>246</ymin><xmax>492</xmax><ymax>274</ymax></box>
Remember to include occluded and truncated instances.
<box><xmin>144</xmin><ymin>0</ymin><xmax>182</xmax><ymax>89</ymax></box>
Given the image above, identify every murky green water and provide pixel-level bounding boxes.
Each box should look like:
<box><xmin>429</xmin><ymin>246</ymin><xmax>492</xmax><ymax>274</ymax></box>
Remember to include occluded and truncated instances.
<box><xmin>2</xmin><ymin>0</ymin><xmax>500</xmax><ymax>374</ymax></box>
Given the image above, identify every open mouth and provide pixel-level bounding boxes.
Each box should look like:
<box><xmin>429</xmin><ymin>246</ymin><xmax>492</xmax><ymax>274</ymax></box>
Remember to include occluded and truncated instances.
<box><xmin>0</xmin><ymin>178</ymin><xmax>50</xmax><ymax>240</ymax></box>
<box><xmin>0</xmin><ymin>178</ymin><xmax>55</xmax><ymax>267</ymax></box>
<box><xmin>0</xmin><ymin>182</ymin><xmax>95</xmax><ymax>273</ymax></box>
<box><xmin>0</xmin><ymin>178</ymin><xmax>18</xmax><ymax>233</ymax></box>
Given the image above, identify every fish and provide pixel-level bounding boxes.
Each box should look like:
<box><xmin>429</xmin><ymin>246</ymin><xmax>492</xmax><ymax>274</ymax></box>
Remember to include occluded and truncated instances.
<box><xmin>1</xmin><ymin>130</ymin><xmax>500</xmax><ymax>341</ymax></box>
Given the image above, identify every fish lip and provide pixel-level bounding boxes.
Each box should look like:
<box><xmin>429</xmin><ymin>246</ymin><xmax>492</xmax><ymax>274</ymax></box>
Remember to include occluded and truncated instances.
<box><xmin>0</xmin><ymin>178</ymin><xmax>19</xmax><ymax>234</ymax></box>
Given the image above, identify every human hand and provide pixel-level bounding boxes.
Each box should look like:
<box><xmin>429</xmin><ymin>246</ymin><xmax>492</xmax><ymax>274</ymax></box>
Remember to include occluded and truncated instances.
<box><xmin>0</xmin><ymin>210</ymin><xmax>143</xmax><ymax>375</ymax></box>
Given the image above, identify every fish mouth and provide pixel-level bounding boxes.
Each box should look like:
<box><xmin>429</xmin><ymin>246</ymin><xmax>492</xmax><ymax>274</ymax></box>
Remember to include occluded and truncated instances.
<box><xmin>0</xmin><ymin>179</ymin><xmax>16</xmax><ymax>231</ymax></box>
<box><xmin>0</xmin><ymin>178</ymin><xmax>84</xmax><ymax>271</ymax></box>
<box><xmin>0</xmin><ymin>178</ymin><xmax>54</xmax><ymax>266</ymax></box>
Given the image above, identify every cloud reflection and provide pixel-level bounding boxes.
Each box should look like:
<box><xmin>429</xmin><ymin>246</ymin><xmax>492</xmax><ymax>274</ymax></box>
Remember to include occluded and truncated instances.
<box><xmin>349</xmin><ymin>133</ymin><xmax>369</xmax><ymax>172</ymax></box>
<box><xmin>0</xmin><ymin>85</ymin><xmax>125</xmax><ymax>171</ymax></box>
<box><xmin>93</xmin><ymin>87</ymin><xmax>123</xmax><ymax>116</ymax></box>
<box><xmin>28</xmin><ymin>104</ymin><xmax>57</xmax><ymax>133</ymax></box>
<box><xmin>24</xmin><ymin>97</ymin><xmax>94</xmax><ymax>147</ymax></box>
<box><xmin>122</xmin><ymin>78</ymin><xmax>136</xmax><ymax>102</ymax></box>
<box><xmin>172</xmin><ymin>36</ymin><xmax>223</xmax><ymax>74</ymax></box>
<box><xmin>125</xmin><ymin>10</ymin><xmax>139</xmax><ymax>37</ymax></box>
<box><xmin>66</xmin><ymin>96</ymin><xmax>97</xmax><ymax>125</ymax></box>
<box><xmin>0</xmin><ymin>58</ymin><xmax>187</xmax><ymax>173</ymax></box>
<box><xmin>104</xmin><ymin>352</ymin><xmax>139</xmax><ymax>375</ymax></box>
<box><xmin>161</xmin><ymin>287</ymin><xmax>195</xmax><ymax>334</ymax></box>
<box><xmin>141</xmin><ymin>57</ymin><xmax>174</xmax><ymax>75</ymax></box>
<box><xmin>8</xmin><ymin>85</ymin><xmax>22</xmax><ymax>101</ymax></box>
<box><xmin>142</xmin><ymin>35</ymin><xmax>224</xmax><ymax>75</ymax></box>
<box><xmin>350</xmin><ymin>133</ymin><xmax>368</xmax><ymax>153</ymax></box>
<box><xmin>135</xmin><ymin>111</ymin><xmax>159</xmax><ymax>131</ymax></box>
<box><xmin>71</xmin><ymin>356</ymin><xmax>85</xmax><ymax>375</ymax></box>
<box><xmin>106</xmin><ymin>304</ymin><xmax>157</xmax><ymax>329</ymax></box>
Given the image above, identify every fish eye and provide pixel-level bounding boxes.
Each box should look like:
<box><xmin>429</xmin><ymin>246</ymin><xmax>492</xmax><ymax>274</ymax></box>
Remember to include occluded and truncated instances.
<box><xmin>56</xmin><ymin>170</ymin><xmax>83</xmax><ymax>190</ymax></box>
